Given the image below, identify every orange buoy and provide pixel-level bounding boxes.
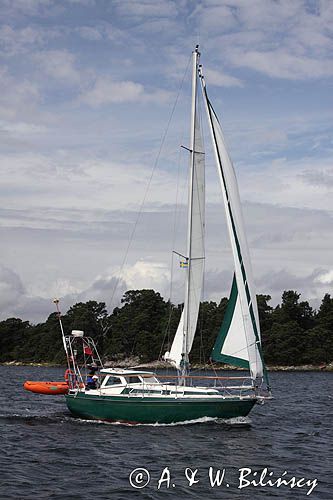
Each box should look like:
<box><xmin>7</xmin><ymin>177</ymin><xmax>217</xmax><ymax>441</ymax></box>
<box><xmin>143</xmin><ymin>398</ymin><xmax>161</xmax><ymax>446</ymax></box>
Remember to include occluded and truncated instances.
<box><xmin>23</xmin><ymin>380</ymin><xmax>69</xmax><ymax>395</ymax></box>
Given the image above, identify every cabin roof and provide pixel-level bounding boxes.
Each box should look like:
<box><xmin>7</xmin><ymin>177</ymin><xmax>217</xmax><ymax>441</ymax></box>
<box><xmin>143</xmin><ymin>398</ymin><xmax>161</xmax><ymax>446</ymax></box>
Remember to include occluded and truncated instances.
<box><xmin>100</xmin><ymin>368</ymin><xmax>156</xmax><ymax>377</ymax></box>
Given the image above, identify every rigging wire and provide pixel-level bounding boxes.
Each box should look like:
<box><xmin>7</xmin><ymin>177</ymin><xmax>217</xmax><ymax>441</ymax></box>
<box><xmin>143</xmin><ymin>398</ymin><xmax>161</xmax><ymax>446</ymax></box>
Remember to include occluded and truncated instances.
<box><xmin>158</xmin><ymin>142</ymin><xmax>184</xmax><ymax>361</ymax></box>
<box><xmin>103</xmin><ymin>54</ymin><xmax>192</xmax><ymax>334</ymax></box>
<box><xmin>157</xmin><ymin>144</ymin><xmax>190</xmax><ymax>362</ymax></box>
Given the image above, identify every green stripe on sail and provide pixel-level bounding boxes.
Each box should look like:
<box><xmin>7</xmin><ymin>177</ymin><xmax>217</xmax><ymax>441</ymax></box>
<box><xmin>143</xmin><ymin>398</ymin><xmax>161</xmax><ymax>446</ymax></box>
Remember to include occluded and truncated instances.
<box><xmin>211</xmin><ymin>274</ymin><xmax>250</xmax><ymax>369</ymax></box>
<box><xmin>204</xmin><ymin>94</ymin><xmax>268</xmax><ymax>380</ymax></box>
<box><xmin>205</xmin><ymin>98</ymin><xmax>260</xmax><ymax>345</ymax></box>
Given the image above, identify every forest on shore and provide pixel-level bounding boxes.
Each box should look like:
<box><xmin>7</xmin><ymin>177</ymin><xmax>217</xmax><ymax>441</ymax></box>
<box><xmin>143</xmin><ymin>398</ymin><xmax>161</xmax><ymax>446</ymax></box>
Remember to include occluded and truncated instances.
<box><xmin>0</xmin><ymin>289</ymin><xmax>332</xmax><ymax>367</ymax></box>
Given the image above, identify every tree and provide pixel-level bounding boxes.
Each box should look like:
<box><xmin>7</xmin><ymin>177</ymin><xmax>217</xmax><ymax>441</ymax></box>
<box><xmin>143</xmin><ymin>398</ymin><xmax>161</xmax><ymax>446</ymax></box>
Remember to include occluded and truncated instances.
<box><xmin>272</xmin><ymin>290</ymin><xmax>315</xmax><ymax>330</ymax></box>
<box><xmin>302</xmin><ymin>326</ymin><xmax>333</xmax><ymax>364</ymax></box>
<box><xmin>0</xmin><ymin>318</ymin><xmax>31</xmax><ymax>362</ymax></box>
<box><xmin>66</xmin><ymin>301</ymin><xmax>107</xmax><ymax>352</ymax></box>
<box><xmin>104</xmin><ymin>290</ymin><xmax>169</xmax><ymax>362</ymax></box>
<box><xmin>190</xmin><ymin>298</ymin><xmax>229</xmax><ymax>364</ymax></box>
<box><xmin>0</xmin><ymin>289</ymin><xmax>332</xmax><ymax>366</ymax></box>
<box><xmin>263</xmin><ymin>321</ymin><xmax>304</xmax><ymax>365</ymax></box>
<box><xmin>317</xmin><ymin>294</ymin><xmax>333</xmax><ymax>330</ymax></box>
<box><xmin>257</xmin><ymin>294</ymin><xmax>273</xmax><ymax>340</ymax></box>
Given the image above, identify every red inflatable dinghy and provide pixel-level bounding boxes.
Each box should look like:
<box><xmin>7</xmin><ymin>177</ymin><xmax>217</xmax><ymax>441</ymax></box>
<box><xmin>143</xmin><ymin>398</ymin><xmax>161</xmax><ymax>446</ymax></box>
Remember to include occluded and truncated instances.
<box><xmin>23</xmin><ymin>381</ymin><xmax>69</xmax><ymax>395</ymax></box>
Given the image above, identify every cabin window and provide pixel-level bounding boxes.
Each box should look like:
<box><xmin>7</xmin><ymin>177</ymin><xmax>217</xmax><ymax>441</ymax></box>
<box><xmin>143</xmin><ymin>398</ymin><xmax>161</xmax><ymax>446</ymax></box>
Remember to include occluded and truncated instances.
<box><xmin>142</xmin><ymin>376</ymin><xmax>158</xmax><ymax>383</ymax></box>
<box><xmin>127</xmin><ymin>376</ymin><xmax>141</xmax><ymax>384</ymax></box>
<box><xmin>104</xmin><ymin>376</ymin><xmax>122</xmax><ymax>386</ymax></box>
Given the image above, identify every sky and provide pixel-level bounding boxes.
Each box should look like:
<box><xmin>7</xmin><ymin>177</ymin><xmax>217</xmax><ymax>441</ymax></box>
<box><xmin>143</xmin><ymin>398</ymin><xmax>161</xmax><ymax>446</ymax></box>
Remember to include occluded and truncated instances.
<box><xmin>0</xmin><ymin>0</ymin><xmax>332</xmax><ymax>323</ymax></box>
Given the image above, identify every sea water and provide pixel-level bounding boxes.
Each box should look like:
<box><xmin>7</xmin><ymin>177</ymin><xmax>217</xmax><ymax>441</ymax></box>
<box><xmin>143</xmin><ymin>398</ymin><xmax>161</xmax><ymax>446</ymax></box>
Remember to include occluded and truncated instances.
<box><xmin>0</xmin><ymin>366</ymin><xmax>332</xmax><ymax>499</ymax></box>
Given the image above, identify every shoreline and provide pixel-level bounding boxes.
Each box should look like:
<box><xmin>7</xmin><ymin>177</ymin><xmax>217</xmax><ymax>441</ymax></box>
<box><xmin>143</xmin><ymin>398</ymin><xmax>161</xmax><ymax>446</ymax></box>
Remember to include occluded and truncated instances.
<box><xmin>1</xmin><ymin>360</ymin><xmax>332</xmax><ymax>372</ymax></box>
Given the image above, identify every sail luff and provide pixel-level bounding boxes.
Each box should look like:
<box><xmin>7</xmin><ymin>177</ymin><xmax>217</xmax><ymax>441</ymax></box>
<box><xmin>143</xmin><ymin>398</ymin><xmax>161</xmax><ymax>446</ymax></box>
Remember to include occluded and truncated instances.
<box><xmin>199</xmin><ymin>68</ymin><xmax>264</xmax><ymax>381</ymax></box>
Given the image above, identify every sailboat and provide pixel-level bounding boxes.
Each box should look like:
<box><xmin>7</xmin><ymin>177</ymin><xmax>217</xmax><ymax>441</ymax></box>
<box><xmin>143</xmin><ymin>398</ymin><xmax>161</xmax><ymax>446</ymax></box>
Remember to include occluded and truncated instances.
<box><xmin>25</xmin><ymin>46</ymin><xmax>271</xmax><ymax>424</ymax></box>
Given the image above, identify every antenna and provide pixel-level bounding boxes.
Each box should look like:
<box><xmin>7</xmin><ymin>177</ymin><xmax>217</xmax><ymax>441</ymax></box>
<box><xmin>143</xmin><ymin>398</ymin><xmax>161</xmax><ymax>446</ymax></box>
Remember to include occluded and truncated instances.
<box><xmin>53</xmin><ymin>298</ymin><xmax>68</xmax><ymax>357</ymax></box>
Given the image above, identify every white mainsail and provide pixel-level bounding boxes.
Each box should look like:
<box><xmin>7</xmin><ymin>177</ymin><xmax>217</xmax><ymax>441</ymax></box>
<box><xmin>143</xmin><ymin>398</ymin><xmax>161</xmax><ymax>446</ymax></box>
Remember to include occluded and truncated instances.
<box><xmin>199</xmin><ymin>68</ymin><xmax>264</xmax><ymax>380</ymax></box>
<box><xmin>165</xmin><ymin>47</ymin><xmax>205</xmax><ymax>370</ymax></box>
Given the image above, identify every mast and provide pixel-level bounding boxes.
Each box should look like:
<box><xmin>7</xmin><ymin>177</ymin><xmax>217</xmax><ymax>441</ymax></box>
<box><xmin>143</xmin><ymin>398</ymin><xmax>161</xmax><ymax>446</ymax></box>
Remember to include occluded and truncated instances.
<box><xmin>181</xmin><ymin>45</ymin><xmax>200</xmax><ymax>378</ymax></box>
<box><xmin>164</xmin><ymin>45</ymin><xmax>205</xmax><ymax>374</ymax></box>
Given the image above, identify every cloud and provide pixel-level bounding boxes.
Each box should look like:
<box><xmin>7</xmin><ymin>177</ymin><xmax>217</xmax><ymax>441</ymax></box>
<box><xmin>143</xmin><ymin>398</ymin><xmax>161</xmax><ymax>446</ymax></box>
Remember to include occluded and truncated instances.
<box><xmin>1</xmin><ymin>197</ymin><xmax>331</xmax><ymax>312</ymax></box>
<box><xmin>0</xmin><ymin>25</ymin><xmax>45</xmax><ymax>55</ymax></box>
<box><xmin>78</xmin><ymin>261</ymin><xmax>171</xmax><ymax>309</ymax></box>
<box><xmin>238</xmin><ymin>157</ymin><xmax>333</xmax><ymax>212</ymax></box>
<box><xmin>0</xmin><ymin>67</ymin><xmax>40</xmax><ymax>121</ymax></box>
<box><xmin>227</xmin><ymin>48</ymin><xmax>333</xmax><ymax>80</ymax></box>
<box><xmin>0</xmin><ymin>0</ymin><xmax>53</xmax><ymax>16</ymax></box>
<box><xmin>0</xmin><ymin>0</ymin><xmax>332</xmax><ymax>324</ymax></box>
<box><xmin>75</xmin><ymin>26</ymin><xmax>103</xmax><ymax>41</ymax></box>
<box><xmin>0</xmin><ymin>264</ymin><xmax>58</xmax><ymax>323</ymax></box>
<box><xmin>33</xmin><ymin>50</ymin><xmax>82</xmax><ymax>85</ymax></box>
<box><xmin>195</xmin><ymin>3</ymin><xmax>238</xmax><ymax>34</ymax></box>
<box><xmin>79</xmin><ymin>274</ymin><xmax>126</xmax><ymax>305</ymax></box>
<box><xmin>300</xmin><ymin>168</ymin><xmax>333</xmax><ymax>188</ymax></box>
<box><xmin>0</xmin><ymin>260</ymin><xmax>169</xmax><ymax>323</ymax></box>
<box><xmin>0</xmin><ymin>150</ymin><xmax>186</xmax><ymax>213</ymax></box>
<box><xmin>0</xmin><ymin>0</ymin><xmax>65</xmax><ymax>20</ymax></box>
<box><xmin>113</xmin><ymin>0</ymin><xmax>178</xmax><ymax>20</ymax></box>
<box><xmin>68</xmin><ymin>0</ymin><xmax>95</xmax><ymax>5</ymax></box>
<box><xmin>204</xmin><ymin>267</ymin><xmax>332</xmax><ymax>308</ymax></box>
<box><xmin>0</xmin><ymin>265</ymin><xmax>25</xmax><ymax>309</ymax></box>
<box><xmin>203</xmin><ymin>67</ymin><xmax>243</xmax><ymax>88</ymax></box>
<box><xmin>79</xmin><ymin>76</ymin><xmax>173</xmax><ymax>107</ymax></box>
<box><xmin>221</xmin><ymin>0</ymin><xmax>303</xmax><ymax>32</ymax></box>
<box><xmin>315</xmin><ymin>270</ymin><xmax>333</xmax><ymax>285</ymax></box>
<box><xmin>1</xmin><ymin>255</ymin><xmax>331</xmax><ymax>323</ymax></box>
<box><xmin>202</xmin><ymin>269</ymin><xmax>233</xmax><ymax>298</ymax></box>
<box><xmin>117</xmin><ymin>261</ymin><xmax>170</xmax><ymax>293</ymax></box>
<box><xmin>256</xmin><ymin>268</ymin><xmax>331</xmax><ymax>308</ymax></box>
<box><xmin>79</xmin><ymin>77</ymin><xmax>145</xmax><ymax>106</ymax></box>
<box><xmin>200</xmin><ymin>0</ymin><xmax>333</xmax><ymax>81</ymax></box>
<box><xmin>6</xmin><ymin>121</ymin><xmax>45</xmax><ymax>133</ymax></box>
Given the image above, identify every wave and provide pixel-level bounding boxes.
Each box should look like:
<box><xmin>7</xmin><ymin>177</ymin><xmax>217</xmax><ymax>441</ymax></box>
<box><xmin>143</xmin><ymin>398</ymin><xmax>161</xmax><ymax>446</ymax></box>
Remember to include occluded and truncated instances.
<box><xmin>218</xmin><ymin>415</ymin><xmax>252</xmax><ymax>425</ymax></box>
<box><xmin>70</xmin><ymin>415</ymin><xmax>252</xmax><ymax>427</ymax></box>
<box><xmin>0</xmin><ymin>412</ymin><xmax>251</xmax><ymax>427</ymax></box>
<box><xmin>0</xmin><ymin>412</ymin><xmax>71</xmax><ymax>424</ymax></box>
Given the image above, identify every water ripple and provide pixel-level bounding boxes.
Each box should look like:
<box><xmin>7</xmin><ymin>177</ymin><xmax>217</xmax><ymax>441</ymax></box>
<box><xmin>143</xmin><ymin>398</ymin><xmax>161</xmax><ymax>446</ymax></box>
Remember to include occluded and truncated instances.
<box><xmin>0</xmin><ymin>366</ymin><xmax>332</xmax><ymax>499</ymax></box>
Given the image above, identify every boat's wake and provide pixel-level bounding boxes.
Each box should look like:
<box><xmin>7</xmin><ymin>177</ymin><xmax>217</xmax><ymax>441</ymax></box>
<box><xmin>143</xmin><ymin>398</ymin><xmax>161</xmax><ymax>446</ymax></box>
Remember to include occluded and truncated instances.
<box><xmin>217</xmin><ymin>416</ymin><xmax>252</xmax><ymax>426</ymax></box>
<box><xmin>0</xmin><ymin>413</ymin><xmax>251</xmax><ymax>427</ymax></box>
<box><xmin>70</xmin><ymin>415</ymin><xmax>252</xmax><ymax>427</ymax></box>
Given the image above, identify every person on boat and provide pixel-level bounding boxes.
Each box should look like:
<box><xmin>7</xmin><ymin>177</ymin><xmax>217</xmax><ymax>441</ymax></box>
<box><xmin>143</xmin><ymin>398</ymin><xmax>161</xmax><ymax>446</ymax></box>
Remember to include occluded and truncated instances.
<box><xmin>86</xmin><ymin>364</ymin><xmax>99</xmax><ymax>389</ymax></box>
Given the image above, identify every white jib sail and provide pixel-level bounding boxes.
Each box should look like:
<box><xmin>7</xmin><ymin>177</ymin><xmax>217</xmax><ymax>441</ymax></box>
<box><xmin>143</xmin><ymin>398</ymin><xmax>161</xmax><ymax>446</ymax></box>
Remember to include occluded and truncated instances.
<box><xmin>165</xmin><ymin>50</ymin><xmax>205</xmax><ymax>369</ymax></box>
<box><xmin>200</xmin><ymin>72</ymin><xmax>263</xmax><ymax>380</ymax></box>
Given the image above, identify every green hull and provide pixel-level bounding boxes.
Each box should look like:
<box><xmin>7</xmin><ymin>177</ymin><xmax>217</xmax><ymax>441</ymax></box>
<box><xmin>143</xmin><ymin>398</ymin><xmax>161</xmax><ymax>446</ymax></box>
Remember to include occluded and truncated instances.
<box><xmin>65</xmin><ymin>393</ymin><xmax>256</xmax><ymax>424</ymax></box>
